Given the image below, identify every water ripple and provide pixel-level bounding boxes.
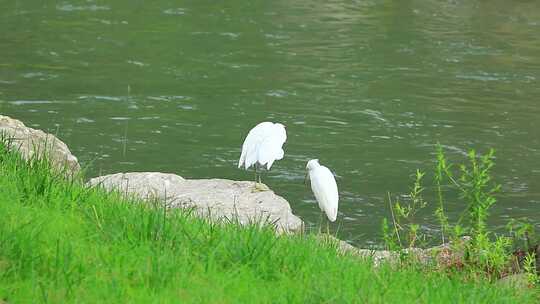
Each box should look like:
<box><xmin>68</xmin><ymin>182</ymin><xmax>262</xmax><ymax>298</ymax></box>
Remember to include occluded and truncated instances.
<box><xmin>163</xmin><ymin>8</ymin><xmax>186</xmax><ymax>15</ymax></box>
<box><xmin>57</xmin><ymin>3</ymin><xmax>109</xmax><ymax>11</ymax></box>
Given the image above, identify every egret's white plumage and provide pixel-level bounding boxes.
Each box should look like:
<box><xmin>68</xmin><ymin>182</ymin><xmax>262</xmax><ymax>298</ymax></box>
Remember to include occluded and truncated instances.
<box><xmin>238</xmin><ymin>122</ymin><xmax>287</xmax><ymax>170</ymax></box>
<box><xmin>306</xmin><ymin>159</ymin><xmax>339</xmax><ymax>222</ymax></box>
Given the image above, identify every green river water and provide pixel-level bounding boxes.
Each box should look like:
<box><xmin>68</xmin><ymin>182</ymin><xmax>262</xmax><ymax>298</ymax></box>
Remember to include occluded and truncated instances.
<box><xmin>1</xmin><ymin>0</ymin><xmax>539</xmax><ymax>245</ymax></box>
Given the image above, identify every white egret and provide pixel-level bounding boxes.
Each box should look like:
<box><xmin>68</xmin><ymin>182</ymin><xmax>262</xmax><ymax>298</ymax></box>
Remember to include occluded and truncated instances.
<box><xmin>238</xmin><ymin>121</ymin><xmax>287</xmax><ymax>191</ymax></box>
<box><xmin>306</xmin><ymin>159</ymin><xmax>339</xmax><ymax>231</ymax></box>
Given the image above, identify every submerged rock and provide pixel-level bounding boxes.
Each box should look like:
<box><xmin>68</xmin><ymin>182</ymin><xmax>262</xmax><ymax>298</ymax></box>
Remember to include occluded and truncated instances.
<box><xmin>88</xmin><ymin>172</ymin><xmax>304</xmax><ymax>233</ymax></box>
<box><xmin>0</xmin><ymin>115</ymin><xmax>80</xmax><ymax>175</ymax></box>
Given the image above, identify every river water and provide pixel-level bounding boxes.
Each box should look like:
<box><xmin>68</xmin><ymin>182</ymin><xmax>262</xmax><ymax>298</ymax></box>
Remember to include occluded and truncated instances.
<box><xmin>1</xmin><ymin>0</ymin><xmax>539</xmax><ymax>246</ymax></box>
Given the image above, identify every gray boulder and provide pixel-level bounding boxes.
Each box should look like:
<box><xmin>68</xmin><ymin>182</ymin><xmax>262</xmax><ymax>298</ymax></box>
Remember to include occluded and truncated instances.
<box><xmin>319</xmin><ymin>235</ymin><xmax>475</xmax><ymax>267</ymax></box>
<box><xmin>0</xmin><ymin>115</ymin><xmax>80</xmax><ymax>175</ymax></box>
<box><xmin>497</xmin><ymin>273</ymin><xmax>530</xmax><ymax>290</ymax></box>
<box><xmin>318</xmin><ymin>234</ymin><xmax>400</xmax><ymax>266</ymax></box>
<box><xmin>88</xmin><ymin>172</ymin><xmax>304</xmax><ymax>233</ymax></box>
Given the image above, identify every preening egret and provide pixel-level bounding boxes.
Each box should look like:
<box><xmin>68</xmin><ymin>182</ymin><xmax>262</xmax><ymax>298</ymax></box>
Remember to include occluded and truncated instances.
<box><xmin>306</xmin><ymin>159</ymin><xmax>339</xmax><ymax>231</ymax></box>
<box><xmin>238</xmin><ymin>121</ymin><xmax>287</xmax><ymax>191</ymax></box>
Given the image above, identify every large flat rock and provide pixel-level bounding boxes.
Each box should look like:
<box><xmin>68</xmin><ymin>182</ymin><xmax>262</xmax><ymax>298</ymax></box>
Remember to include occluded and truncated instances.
<box><xmin>88</xmin><ymin>172</ymin><xmax>304</xmax><ymax>233</ymax></box>
<box><xmin>0</xmin><ymin>115</ymin><xmax>80</xmax><ymax>175</ymax></box>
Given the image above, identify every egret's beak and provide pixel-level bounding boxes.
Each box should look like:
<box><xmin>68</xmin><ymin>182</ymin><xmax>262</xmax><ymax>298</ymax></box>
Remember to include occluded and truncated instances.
<box><xmin>304</xmin><ymin>172</ymin><xmax>309</xmax><ymax>186</ymax></box>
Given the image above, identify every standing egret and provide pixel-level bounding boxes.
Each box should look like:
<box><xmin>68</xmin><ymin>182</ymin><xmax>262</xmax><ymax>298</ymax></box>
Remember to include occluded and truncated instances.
<box><xmin>238</xmin><ymin>121</ymin><xmax>287</xmax><ymax>191</ymax></box>
<box><xmin>306</xmin><ymin>159</ymin><xmax>339</xmax><ymax>232</ymax></box>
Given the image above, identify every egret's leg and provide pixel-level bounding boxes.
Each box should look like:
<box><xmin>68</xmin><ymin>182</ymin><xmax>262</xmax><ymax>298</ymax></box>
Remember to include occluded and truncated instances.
<box><xmin>326</xmin><ymin>218</ymin><xmax>330</xmax><ymax>235</ymax></box>
<box><xmin>252</xmin><ymin>165</ymin><xmax>269</xmax><ymax>192</ymax></box>
<box><xmin>257</xmin><ymin>170</ymin><xmax>269</xmax><ymax>191</ymax></box>
<box><xmin>318</xmin><ymin>212</ymin><xmax>323</xmax><ymax>234</ymax></box>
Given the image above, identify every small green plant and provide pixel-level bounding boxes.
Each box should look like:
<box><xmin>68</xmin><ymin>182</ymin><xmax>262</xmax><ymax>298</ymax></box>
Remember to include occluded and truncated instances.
<box><xmin>383</xmin><ymin>145</ymin><xmax>517</xmax><ymax>280</ymax></box>
<box><xmin>523</xmin><ymin>252</ymin><xmax>539</xmax><ymax>286</ymax></box>
<box><xmin>383</xmin><ymin>170</ymin><xmax>428</xmax><ymax>250</ymax></box>
<box><xmin>507</xmin><ymin>218</ymin><xmax>537</xmax><ymax>251</ymax></box>
<box><xmin>458</xmin><ymin>149</ymin><xmax>501</xmax><ymax>237</ymax></box>
<box><xmin>434</xmin><ymin>145</ymin><xmax>451</xmax><ymax>244</ymax></box>
<box><xmin>506</xmin><ymin>218</ymin><xmax>539</xmax><ymax>285</ymax></box>
<box><xmin>466</xmin><ymin>233</ymin><xmax>512</xmax><ymax>279</ymax></box>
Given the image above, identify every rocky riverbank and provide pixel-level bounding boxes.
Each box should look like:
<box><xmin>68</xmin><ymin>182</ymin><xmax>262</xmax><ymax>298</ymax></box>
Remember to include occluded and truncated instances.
<box><xmin>1</xmin><ymin>115</ymin><xmax>537</xmax><ymax>292</ymax></box>
<box><xmin>0</xmin><ymin>116</ymin><xmax>488</xmax><ymax>262</ymax></box>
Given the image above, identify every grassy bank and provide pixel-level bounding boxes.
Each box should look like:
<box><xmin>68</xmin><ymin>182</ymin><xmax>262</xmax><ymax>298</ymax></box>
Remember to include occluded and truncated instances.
<box><xmin>0</xmin><ymin>141</ymin><xmax>536</xmax><ymax>303</ymax></box>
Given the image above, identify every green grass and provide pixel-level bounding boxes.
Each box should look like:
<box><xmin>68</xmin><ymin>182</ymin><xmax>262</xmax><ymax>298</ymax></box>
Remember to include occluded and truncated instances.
<box><xmin>0</xmin><ymin>141</ymin><xmax>537</xmax><ymax>303</ymax></box>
